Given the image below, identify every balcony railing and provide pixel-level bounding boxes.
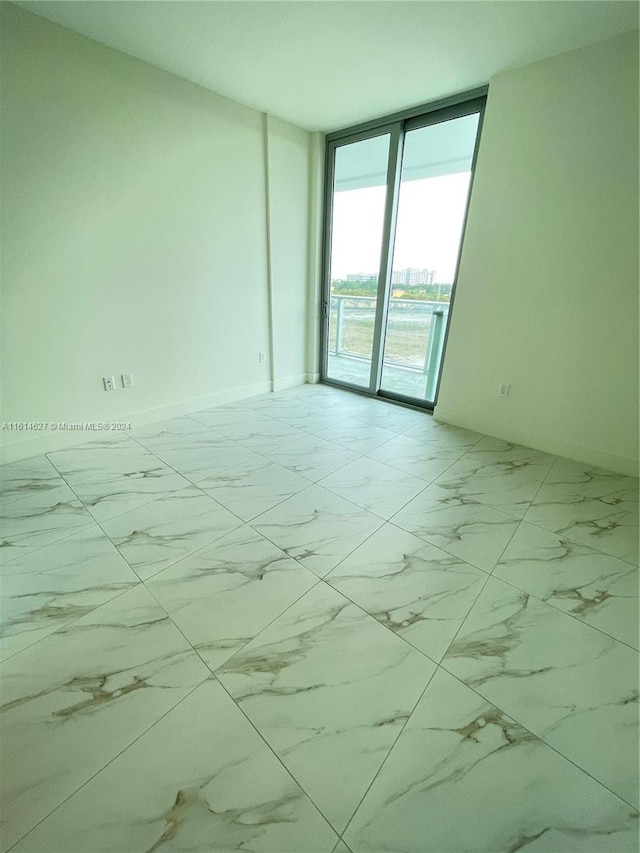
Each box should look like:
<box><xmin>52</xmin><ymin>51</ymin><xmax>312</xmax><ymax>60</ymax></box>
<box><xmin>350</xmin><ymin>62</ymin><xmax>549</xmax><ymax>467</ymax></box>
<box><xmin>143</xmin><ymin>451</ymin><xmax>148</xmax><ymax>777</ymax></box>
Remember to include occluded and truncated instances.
<box><xmin>329</xmin><ymin>294</ymin><xmax>448</xmax><ymax>397</ymax></box>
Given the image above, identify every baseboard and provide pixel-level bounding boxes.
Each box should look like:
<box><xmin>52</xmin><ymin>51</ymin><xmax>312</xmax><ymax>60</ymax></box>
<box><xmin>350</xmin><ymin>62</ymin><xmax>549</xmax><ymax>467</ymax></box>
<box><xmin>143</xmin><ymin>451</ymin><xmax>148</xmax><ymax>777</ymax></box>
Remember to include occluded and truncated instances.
<box><xmin>434</xmin><ymin>405</ymin><xmax>639</xmax><ymax>478</ymax></box>
<box><xmin>306</xmin><ymin>373</ymin><xmax>321</xmax><ymax>384</ymax></box>
<box><xmin>272</xmin><ymin>374</ymin><xmax>307</xmax><ymax>392</ymax></box>
<box><xmin>0</xmin><ymin>380</ymin><xmax>272</xmax><ymax>464</ymax></box>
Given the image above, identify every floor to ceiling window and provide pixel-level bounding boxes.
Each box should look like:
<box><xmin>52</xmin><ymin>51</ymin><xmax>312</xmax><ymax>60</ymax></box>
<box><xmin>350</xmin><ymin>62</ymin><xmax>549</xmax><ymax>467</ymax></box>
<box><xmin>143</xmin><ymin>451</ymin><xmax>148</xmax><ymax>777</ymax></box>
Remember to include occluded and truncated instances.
<box><xmin>321</xmin><ymin>93</ymin><xmax>485</xmax><ymax>408</ymax></box>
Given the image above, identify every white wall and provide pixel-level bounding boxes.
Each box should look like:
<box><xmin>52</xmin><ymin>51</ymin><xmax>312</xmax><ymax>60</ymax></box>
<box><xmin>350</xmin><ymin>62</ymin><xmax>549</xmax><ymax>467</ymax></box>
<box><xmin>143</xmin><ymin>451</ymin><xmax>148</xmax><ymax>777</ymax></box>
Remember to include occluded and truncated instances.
<box><xmin>264</xmin><ymin>115</ymin><xmax>309</xmax><ymax>391</ymax></box>
<box><xmin>436</xmin><ymin>31</ymin><xmax>639</xmax><ymax>477</ymax></box>
<box><xmin>305</xmin><ymin>131</ymin><xmax>325</xmax><ymax>384</ymax></box>
<box><xmin>0</xmin><ymin>3</ymin><xmax>313</xmax><ymax>462</ymax></box>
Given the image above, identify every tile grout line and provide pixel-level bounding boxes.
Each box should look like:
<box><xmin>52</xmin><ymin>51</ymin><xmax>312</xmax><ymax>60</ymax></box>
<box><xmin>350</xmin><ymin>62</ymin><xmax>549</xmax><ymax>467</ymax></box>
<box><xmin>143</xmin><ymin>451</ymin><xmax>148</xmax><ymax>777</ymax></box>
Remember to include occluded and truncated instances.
<box><xmin>485</xmin><ymin>568</ymin><xmax>640</xmax><ymax>652</ymax></box>
<box><xmin>524</xmin><ymin>454</ymin><xmax>639</xmax><ymax>567</ymax></box>
<box><xmin>204</xmin><ymin>567</ymin><xmax>441</xmax><ymax>842</ymax></box>
<box><xmin>4</xmin><ymin>677</ymin><xmax>210</xmax><ymax>853</ymax></box>
<box><xmin>46</xmin><ymin>450</ymin><xmax>238</xmax><ymax>574</ymax></box>
<box><xmin>145</xmin><ymin>566</ymin><xmax>324</xmax><ymax>680</ymax></box>
<box><xmin>130</xmin><ymin>413</ymin><xmax>374</xmax><ymax>502</ymax></box>
<box><xmin>338</xmin><ymin>663</ymin><xmax>442</xmax><ymax>842</ymax></box>
<box><xmin>132</xmin><ymin>439</ymin><xmax>449</xmax><ymax>839</ymax></box>
<box><xmin>436</xmin><ymin>658</ymin><xmax>640</xmax><ymax>814</ymax></box>
<box><xmin>3</xmin><ymin>412</ymin><xmax>348</xmax><ymax>840</ymax></box>
<box><xmin>2</xmin><ymin>410</ymin><xmax>377</xmax><ymax>662</ymax></box>
<box><xmin>210</xmin><ymin>670</ymin><xmax>341</xmax><ymax>842</ymax></box>
<box><xmin>428</xmin><ymin>500</ymin><xmax>528</xmax><ymax>674</ymax></box>
<box><xmin>45</xmin><ymin>443</ymin><xmax>198</xmax><ymax>528</ymax></box>
<box><xmin>2</xmin><ymin>384</ymin><xmax>638</xmax><ymax>848</ymax></box>
<box><xmin>116</xmin><ymin>504</ymin><xmax>367</xmax><ymax>849</ymax></box>
<box><xmin>0</xmin><ymin>582</ymin><xmax>137</xmax><ymax>665</ymax></box>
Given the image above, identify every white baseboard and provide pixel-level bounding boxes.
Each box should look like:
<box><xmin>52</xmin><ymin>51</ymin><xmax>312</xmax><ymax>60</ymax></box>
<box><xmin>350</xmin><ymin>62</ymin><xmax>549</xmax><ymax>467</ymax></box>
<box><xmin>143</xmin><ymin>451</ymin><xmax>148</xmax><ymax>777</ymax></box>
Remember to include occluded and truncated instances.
<box><xmin>434</xmin><ymin>405</ymin><xmax>639</xmax><ymax>478</ymax></box>
<box><xmin>306</xmin><ymin>373</ymin><xmax>321</xmax><ymax>384</ymax></box>
<box><xmin>272</xmin><ymin>374</ymin><xmax>307</xmax><ymax>392</ymax></box>
<box><xmin>0</xmin><ymin>380</ymin><xmax>272</xmax><ymax>464</ymax></box>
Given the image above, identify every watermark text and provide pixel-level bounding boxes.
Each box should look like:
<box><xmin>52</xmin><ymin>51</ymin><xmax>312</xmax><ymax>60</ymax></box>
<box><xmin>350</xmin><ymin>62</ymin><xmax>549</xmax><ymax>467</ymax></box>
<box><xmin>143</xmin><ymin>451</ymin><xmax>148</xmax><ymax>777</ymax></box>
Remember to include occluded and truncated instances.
<box><xmin>2</xmin><ymin>422</ymin><xmax>131</xmax><ymax>432</ymax></box>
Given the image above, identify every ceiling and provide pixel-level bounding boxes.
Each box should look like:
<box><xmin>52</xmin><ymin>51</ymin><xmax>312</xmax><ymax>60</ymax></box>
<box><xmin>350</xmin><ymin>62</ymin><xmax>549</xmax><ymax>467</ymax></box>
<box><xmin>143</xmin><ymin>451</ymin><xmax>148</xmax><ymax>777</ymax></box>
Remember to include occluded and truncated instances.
<box><xmin>13</xmin><ymin>1</ymin><xmax>639</xmax><ymax>132</ymax></box>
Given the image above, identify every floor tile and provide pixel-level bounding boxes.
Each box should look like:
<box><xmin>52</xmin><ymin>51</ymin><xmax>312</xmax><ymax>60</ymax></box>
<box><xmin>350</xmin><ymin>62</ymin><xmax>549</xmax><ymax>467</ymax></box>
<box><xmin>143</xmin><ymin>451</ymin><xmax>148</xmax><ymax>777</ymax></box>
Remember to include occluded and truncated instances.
<box><xmin>52</xmin><ymin>446</ymin><xmax>168</xmax><ymax>485</ymax></box>
<box><xmin>1</xmin><ymin>385</ymin><xmax>637</xmax><ymax>853</ymax></box>
<box><xmin>0</xmin><ymin>585</ymin><xmax>209</xmax><ymax>851</ymax></box>
<box><xmin>0</xmin><ymin>526</ymin><xmax>138</xmax><ymax>660</ymax></box>
<box><xmin>230</xmin><ymin>416</ymin><xmax>308</xmax><ymax>454</ymax></box>
<box><xmin>368</xmin><ymin>433</ymin><xmax>463</xmax><ymax>482</ymax></box>
<box><xmin>50</xmin><ymin>448</ymin><xmax>195</xmax><ymax>523</ymax></box>
<box><xmin>266</xmin><ymin>402</ymin><xmax>350</xmax><ymax>432</ymax></box>
<box><xmin>494</xmin><ymin>521</ymin><xmax>639</xmax><ymax>648</ymax></box>
<box><xmin>462</xmin><ymin>435</ymin><xmax>556</xmax><ymax>482</ymax></box>
<box><xmin>217</xmin><ymin>583</ymin><xmax>436</xmax><ymax>833</ymax></box>
<box><xmin>198</xmin><ymin>456</ymin><xmax>310</xmax><ymax>521</ymax></box>
<box><xmin>319</xmin><ymin>457</ymin><xmax>426</xmax><ymax>519</ymax></box>
<box><xmin>147</xmin><ymin>526</ymin><xmax>317</xmax><ymax>670</ymax></box>
<box><xmin>0</xmin><ymin>456</ymin><xmax>65</xmax><ymax>507</ymax></box>
<box><xmin>344</xmin><ymin>668</ymin><xmax>639</xmax><ymax>853</ymax></box>
<box><xmin>252</xmin><ymin>484</ymin><xmax>384</xmax><ymax>577</ymax></box>
<box><xmin>45</xmin><ymin>434</ymin><xmax>140</xmax><ymax>476</ymax></box>
<box><xmin>392</xmin><ymin>483</ymin><xmax>519</xmax><ymax>573</ymax></box>
<box><xmin>442</xmin><ymin>576</ymin><xmax>639</xmax><ymax>807</ymax></box>
<box><xmin>525</xmin><ymin>462</ymin><xmax>639</xmax><ymax>565</ymax></box>
<box><xmin>326</xmin><ymin>524</ymin><xmax>486</xmax><ymax>661</ymax></box>
<box><xmin>546</xmin><ymin>458</ymin><xmax>638</xmax><ymax>489</ymax></box>
<box><xmin>284</xmin><ymin>384</ymin><xmax>341</xmax><ymax>400</ymax></box>
<box><xmin>240</xmin><ymin>392</ymin><xmax>308</xmax><ymax>414</ymax></box>
<box><xmin>300</xmin><ymin>391</ymin><xmax>376</xmax><ymax>418</ymax></box>
<box><xmin>316</xmin><ymin>418</ymin><xmax>396</xmax><ymax>454</ymax></box>
<box><xmin>101</xmin><ymin>487</ymin><xmax>242</xmax><ymax>580</ymax></box>
<box><xmin>0</xmin><ymin>483</ymin><xmax>94</xmax><ymax>562</ymax></box>
<box><xmin>403</xmin><ymin>419</ymin><xmax>483</xmax><ymax>452</ymax></box>
<box><xmin>12</xmin><ymin>679</ymin><xmax>338</xmax><ymax>853</ymax></box>
<box><xmin>433</xmin><ymin>464</ymin><xmax>542</xmax><ymax>520</ymax></box>
<box><xmin>195</xmin><ymin>398</ymin><xmax>276</xmax><ymax>419</ymax></box>
<box><xmin>129</xmin><ymin>416</ymin><xmax>214</xmax><ymax>452</ymax></box>
<box><xmin>265</xmin><ymin>435</ymin><xmax>360</xmax><ymax>482</ymax></box>
<box><xmin>351</xmin><ymin>404</ymin><xmax>428</xmax><ymax>434</ymax></box>
<box><xmin>154</xmin><ymin>438</ymin><xmax>261</xmax><ymax>483</ymax></box>
<box><xmin>189</xmin><ymin>402</ymin><xmax>265</xmax><ymax>432</ymax></box>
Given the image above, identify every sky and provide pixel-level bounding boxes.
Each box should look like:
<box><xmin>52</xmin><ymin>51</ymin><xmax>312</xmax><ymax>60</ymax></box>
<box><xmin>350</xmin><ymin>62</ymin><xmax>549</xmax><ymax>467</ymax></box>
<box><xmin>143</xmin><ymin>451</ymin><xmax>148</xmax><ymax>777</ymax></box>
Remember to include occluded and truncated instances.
<box><xmin>329</xmin><ymin>171</ymin><xmax>472</xmax><ymax>284</ymax></box>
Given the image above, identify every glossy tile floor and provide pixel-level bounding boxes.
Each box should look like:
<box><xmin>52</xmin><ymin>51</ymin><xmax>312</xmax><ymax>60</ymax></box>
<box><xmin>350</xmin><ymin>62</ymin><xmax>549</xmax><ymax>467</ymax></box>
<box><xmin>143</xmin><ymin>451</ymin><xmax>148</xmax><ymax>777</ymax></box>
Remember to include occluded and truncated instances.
<box><xmin>1</xmin><ymin>383</ymin><xmax>638</xmax><ymax>852</ymax></box>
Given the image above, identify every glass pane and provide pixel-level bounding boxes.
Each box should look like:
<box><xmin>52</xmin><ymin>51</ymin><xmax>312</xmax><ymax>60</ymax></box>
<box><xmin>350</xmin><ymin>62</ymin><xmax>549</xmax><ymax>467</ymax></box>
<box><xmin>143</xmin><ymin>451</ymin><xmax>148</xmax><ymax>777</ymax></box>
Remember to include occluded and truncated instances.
<box><xmin>326</xmin><ymin>134</ymin><xmax>390</xmax><ymax>389</ymax></box>
<box><xmin>380</xmin><ymin>114</ymin><xmax>479</xmax><ymax>402</ymax></box>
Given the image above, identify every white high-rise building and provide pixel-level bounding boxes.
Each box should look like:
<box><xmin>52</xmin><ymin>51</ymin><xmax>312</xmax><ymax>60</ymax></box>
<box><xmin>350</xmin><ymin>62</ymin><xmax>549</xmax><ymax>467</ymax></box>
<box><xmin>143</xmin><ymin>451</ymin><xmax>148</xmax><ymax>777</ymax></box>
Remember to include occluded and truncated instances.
<box><xmin>345</xmin><ymin>273</ymin><xmax>378</xmax><ymax>282</ymax></box>
<box><xmin>391</xmin><ymin>268</ymin><xmax>435</xmax><ymax>285</ymax></box>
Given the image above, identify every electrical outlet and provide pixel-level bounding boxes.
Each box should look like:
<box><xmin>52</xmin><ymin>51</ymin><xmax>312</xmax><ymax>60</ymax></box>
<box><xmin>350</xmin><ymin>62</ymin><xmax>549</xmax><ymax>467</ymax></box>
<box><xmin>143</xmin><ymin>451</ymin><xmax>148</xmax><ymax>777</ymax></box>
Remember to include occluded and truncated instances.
<box><xmin>498</xmin><ymin>383</ymin><xmax>510</xmax><ymax>398</ymax></box>
<box><xmin>121</xmin><ymin>373</ymin><xmax>134</xmax><ymax>389</ymax></box>
<box><xmin>259</xmin><ymin>352</ymin><xmax>266</xmax><ymax>363</ymax></box>
<box><xmin>103</xmin><ymin>376</ymin><xmax>116</xmax><ymax>392</ymax></box>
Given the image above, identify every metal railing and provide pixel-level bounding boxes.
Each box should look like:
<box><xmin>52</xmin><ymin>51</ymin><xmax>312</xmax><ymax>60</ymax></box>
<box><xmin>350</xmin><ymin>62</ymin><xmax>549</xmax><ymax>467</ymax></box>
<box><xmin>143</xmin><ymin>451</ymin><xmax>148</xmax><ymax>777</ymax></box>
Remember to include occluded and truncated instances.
<box><xmin>329</xmin><ymin>294</ymin><xmax>448</xmax><ymax>392</ymax></box>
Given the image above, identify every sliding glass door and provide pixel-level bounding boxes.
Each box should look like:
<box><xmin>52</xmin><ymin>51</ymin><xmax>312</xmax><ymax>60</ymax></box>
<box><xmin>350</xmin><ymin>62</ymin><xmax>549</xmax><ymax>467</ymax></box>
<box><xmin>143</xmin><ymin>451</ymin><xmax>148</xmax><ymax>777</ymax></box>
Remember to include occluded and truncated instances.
<box><xmin>322</xmin><ymin>95</ymin><xmax>484</xmax><ymax>407</ymax></box>
<box><xmin>325</xmin><ymin>133</ymin><xmax>391</xmax><ymax>389</ymax></box>
<box><xmin>380</xmin><ymin>113</ymin><xmax>480</xmax><ymax>402</ymax></box>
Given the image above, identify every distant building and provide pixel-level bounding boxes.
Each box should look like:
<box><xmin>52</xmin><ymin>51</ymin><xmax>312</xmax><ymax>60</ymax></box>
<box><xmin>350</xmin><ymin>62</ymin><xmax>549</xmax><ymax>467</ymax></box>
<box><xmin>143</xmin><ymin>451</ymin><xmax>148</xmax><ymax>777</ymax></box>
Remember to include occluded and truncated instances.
<box><xmin>346</xmin><ymin>273</ymin><xmax>378</xmax><ymax>282</ymax></box>
<box><xmin>343</xmin><ymin>268</ymin><xmax>435</xmax><ymax>285</ymax></box>
<box><xmin>391</xmin><ymin>268</ymin><xmax>435</xmax><ymax>285</ymax></box>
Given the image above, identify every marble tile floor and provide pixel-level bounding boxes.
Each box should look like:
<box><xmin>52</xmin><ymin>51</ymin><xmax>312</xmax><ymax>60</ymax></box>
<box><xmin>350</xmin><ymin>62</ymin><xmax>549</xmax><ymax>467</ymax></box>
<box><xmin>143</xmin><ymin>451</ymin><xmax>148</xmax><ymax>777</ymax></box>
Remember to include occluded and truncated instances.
<box><xmin>0</xmin><ymin>383</ymin><xmax>638</xmax><ymax>852</ymax></box>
